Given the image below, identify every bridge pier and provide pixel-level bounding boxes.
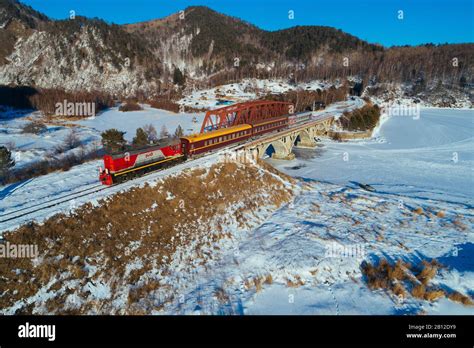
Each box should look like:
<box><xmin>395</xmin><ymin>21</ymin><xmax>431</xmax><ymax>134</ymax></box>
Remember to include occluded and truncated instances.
<box><xmin>271</xmin><ymin>152</ymin><xmax>296</xmax><ymax>160</ymax></box>
<box><xmin>294</xmin><ymin>139</ymin><xmax>317</xmax><ymax>148</ymax></box>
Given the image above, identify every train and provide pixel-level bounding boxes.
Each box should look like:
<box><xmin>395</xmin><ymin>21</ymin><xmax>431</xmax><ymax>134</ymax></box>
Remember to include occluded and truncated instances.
<box><xmin>99</xmin><ymin>112</ymin><xmax>310</xmax><ymax>185</ymax></box>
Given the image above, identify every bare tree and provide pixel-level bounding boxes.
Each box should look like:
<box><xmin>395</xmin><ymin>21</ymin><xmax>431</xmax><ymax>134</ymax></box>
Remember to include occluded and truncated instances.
<box><xmin>159</xmin><ymin>125</ymin><xmax>169</xmax><ymax>139</ymax></box>
<box><xmin>143</xmin><ymin>124</ymin><xmax>158</xmax><ymax>143</ymax></box>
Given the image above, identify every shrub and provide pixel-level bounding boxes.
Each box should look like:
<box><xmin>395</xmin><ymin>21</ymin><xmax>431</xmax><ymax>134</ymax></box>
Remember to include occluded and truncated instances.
<box><xmin>339</xmin><ymin>104</ymin><xmax>381</xmax><ymax>131</ymax></box>
<box><xmin>142</xmin><ymin>124</ymin><xmax>158</xmax><ymax>143</ymax></box>
<box><xmin>119</xmin><ymin>101</ymin><xmax>143</xmax><ymax>112</ymax></box>
<box><xmin>159</xmin><ymin>125</ymin><xmax>169</xmax><ymax>139</ymax></box>
<box><xmin>101</xmin><ymin>129</ymin><xmax>126</xmax><ymax>153</ymax></box>
<box><xmin>22</xmin><ymin>121</ymin><xmax>47</xmax><ymax>134</ymax></box>
<box><xmin>148</xmin><ymin>99</ymin><xmax>180</xmax><ymax>113</ymax></box>
<box><xmin>173</xmin><ymin>67</ymin><xmax>186</xmax><ymax>86</ymax></box>
<box><xmin>62</xmin><ymin>128</ymin><xmax>81</xmax><ymax>151</ymax></box>
<box><xmin>448</xmin><ymin>291</ymin><xmax>474</xmax><ymax>306</ymax></box>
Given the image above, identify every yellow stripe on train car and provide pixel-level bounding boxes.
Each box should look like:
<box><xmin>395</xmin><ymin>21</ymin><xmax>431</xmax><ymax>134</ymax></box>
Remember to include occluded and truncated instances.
<box><xmin>182</xmin><ymin>124</ymin><xmax>252</xmax><ymax>143</ymax></box>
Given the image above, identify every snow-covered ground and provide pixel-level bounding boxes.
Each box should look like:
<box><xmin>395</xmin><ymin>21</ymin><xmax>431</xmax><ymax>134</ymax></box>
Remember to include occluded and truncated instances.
<box><xmin>156</xmin><ymin>107</ymin><xmax>473</xmax><ymax>315</ymax></box>
<box><xmin>0</xmin><ymin>105</ymin><xmax>205</xmax><ymax>169</ymax></box>
<box><xmin>1</xmin><ymin>98</ymin><xmax>472</xmax><ymax>315</ymax></box>
<box><xmin>272</xmin><ymin>108</ymin><xmax>474</xmax><ymax>205</ymax></box>
<box><xmin>75</xmin><ymin>106</ymin><xmax>205</xmax><ymax>142</ymax></box>
<box><xmin>180</xmin><ymin>78</ymin><xmax>338</xmax><ymax>109</ymax></box>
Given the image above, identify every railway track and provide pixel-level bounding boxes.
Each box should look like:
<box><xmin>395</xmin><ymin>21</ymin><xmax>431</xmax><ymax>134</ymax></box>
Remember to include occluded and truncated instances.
<box><xmin>0</xmin><ymin>184</ymin><xmax>109</xmax><ymax>224</ymax></box>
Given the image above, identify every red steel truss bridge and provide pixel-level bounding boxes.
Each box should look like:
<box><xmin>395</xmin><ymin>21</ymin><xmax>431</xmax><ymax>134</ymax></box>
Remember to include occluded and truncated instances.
<box><xmin>200</xmin><ymin>100</ymin><xmax>293</xmax><ymax>133</ymax></box>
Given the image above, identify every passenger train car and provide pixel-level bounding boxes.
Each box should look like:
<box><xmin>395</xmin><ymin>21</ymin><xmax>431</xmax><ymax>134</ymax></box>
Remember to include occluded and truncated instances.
<box><xmin>180</xmin><ymin>124</ymin><xmax>252</xmax><ymax>157</ymax></box>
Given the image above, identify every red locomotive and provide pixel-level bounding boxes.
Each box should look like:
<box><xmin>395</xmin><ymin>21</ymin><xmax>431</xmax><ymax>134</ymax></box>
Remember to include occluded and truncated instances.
<box><xmin>100</xmin><ymin>111</ymin><xmax>293</xmax><ymax>185</ymax></box>
<box><xmin>99</xmin><ymin>143</ymin><xmax>183</xmax><ymax>185</ymax></box>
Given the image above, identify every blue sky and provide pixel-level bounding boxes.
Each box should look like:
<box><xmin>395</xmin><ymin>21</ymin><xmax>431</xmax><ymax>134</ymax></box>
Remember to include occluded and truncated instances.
<box><xmin>21</xmin><ymin>0</ymin><xmax>473</xmax><ymax>46</ymax></box>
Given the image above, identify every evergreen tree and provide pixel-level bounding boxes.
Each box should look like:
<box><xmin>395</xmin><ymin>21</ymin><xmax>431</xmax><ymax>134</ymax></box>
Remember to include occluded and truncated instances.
<box><xmin>173</xmin><ymin>67</ymin><xmax>186</xmax><ymax>86</ymax></box>
<box><xmin>174</xmin><ymin>125</ymin><xmax>184</xmax><ymax>138</ymax></box>
<box><xmin>0</xmin><ymin>146</ymin><xmax>15</xmax><ymax>182</ymax></box>
<box><xmin>101</xmin><ymin>129</ymin><xmax>126</xmax><ymax>153</ymax></box>
<box><xmin>133</xmin><ymin>127</ymin><xmax>149</xmax><ymax>147</ymax></box>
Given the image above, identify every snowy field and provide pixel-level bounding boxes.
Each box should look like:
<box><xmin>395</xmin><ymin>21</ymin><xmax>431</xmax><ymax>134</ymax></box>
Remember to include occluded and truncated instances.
<box><xmin>157</xmin><ymin>108</ymin><xmax>474</xmax><ymax>315</ymax></box>
<box><xmin>0</xmin><ymin>105</ymin><xmax>205</xmax><ymax>169</ymax></box>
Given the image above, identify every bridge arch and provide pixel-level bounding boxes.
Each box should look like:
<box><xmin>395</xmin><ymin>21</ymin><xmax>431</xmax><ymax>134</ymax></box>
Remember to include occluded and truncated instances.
<box><xmin>264</xmin><ymin>140</ymin><xmax>289</xmax><ymax>159</ymax></box>
<box><xmin>294</xmin><ymin>129</ymin><xmax>312</xmax><ymax>146</ymax></box>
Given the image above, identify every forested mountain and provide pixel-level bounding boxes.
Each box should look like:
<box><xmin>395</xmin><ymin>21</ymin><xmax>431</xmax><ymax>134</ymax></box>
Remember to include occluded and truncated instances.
<box><xmin>0</xmin><ymin>0</ymin><xmax>161</xmax><ymax>96</ymax></box>
<box><xmin>0</xmin><ymin>1</ymin><xmax>472</xmax><ymax>100</ymax></box>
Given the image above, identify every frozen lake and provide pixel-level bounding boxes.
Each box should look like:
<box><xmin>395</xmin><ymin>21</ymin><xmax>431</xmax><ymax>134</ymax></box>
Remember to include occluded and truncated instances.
<box><xmin>269</xmin><ymin>108</ymin><xmax>474</xmax><ymax>205</ymax></box>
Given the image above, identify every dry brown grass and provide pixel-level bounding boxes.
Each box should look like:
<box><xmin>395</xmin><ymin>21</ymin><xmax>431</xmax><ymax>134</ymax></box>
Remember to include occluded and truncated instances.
<box><xmin>448</xmin><ymin>291</ymin><xmax>474</xmax><ymax>306</ymax></box>
<box><xmin>286</xmin><ymin>275</ymin><xmax>305</xmax><ymax>288</ymax></box>
<box><xmin>415</xmin><ymin>260</ymin><xmax>439</xmax><ymax>285</ymax></box>
<box><xmin>424</xmin><ymin>289</ymin><xmax>445</xmax><ymax>302</ymax></box>
<box><xmin>0</xmin><ymin>161</ymin><xmax>294</xmax><ymax>314</ymax></box>
<box><xmin>413</xmin><ymin>207</ymin><xmax>424</xmax><ymax>215</ymax></box>
<box><xmin>436</xmin><ymin>211</ymin><xmax>446</xmax><ymax>218</ymax></box>
<box><xmin>362</xmin><ymin>258</ymin><xmax>472</xmax><ymax>305</ymax></box>
<box><xmin>452</xmin><ymin>218</ymin><xmax>468</xmax><ymax>231</ymax></box>
<box><xmin>411</xmin><ymin>284</ymin><xmax>426</xmax><ymax>299</ymax></box>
